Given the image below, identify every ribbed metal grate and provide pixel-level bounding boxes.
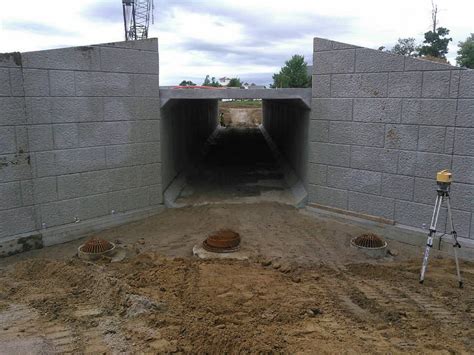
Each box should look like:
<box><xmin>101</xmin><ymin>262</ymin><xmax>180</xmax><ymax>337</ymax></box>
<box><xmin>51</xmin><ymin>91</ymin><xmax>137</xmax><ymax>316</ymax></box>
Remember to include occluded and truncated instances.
<box><xmin>80</xmin><ymin>238</ymin><xmax>114</xmax><ymax>254</ymax></box>
<box><xmin>351</xmin><ymin>233</ymin><xmax>386</xmax><ymax>249</ymax></box>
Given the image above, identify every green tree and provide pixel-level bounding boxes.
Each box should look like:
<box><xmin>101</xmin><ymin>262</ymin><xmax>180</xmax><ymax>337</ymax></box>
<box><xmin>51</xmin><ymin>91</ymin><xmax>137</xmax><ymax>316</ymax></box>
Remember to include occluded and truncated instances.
<box><xmin>202</xmin><ymin>75</ymin><xmax>221</xmax><ymax>87</ymax></box>
<box><xmin>227</xmin><ymin>78</ymin><xmax>242</xmax><ymax>87</ymax></box>
<box><xmin>416</xmin><ymin>2</ymin><xmax>452</xmax><ymax>60</ymax></box>
<box><xmin>271</xmin><ymin>55</ymin><xmax>311</xmax><ymax>88</ymax></box>
<box><xmin>389</xmin><ymin>38</ymin><xmax>419</xmax><ymax>57</ymax></box>
<box><xmin>179</xmin><ymin>80</ymin><xmax>196</xmax><ymax>86</ymax></box>
<box><xmin>456</xmin><ymin>33</ymin><xmax>474</xmax><ymax>69</ymax></box>
<box><xmin>418</xmin><ymin>27</ymin><xmax>452</xmax><ymax>58</ymax></box>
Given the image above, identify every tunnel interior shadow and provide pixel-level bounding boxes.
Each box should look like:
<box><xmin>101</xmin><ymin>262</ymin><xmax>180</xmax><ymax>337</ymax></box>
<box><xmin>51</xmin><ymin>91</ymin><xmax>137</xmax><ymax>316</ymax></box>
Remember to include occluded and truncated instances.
<box><xmin>176</xmin><ymin>126</ymin><xmax>291</xmax><ymax>205</ymax></box>
<box><xmin>161</xmin><ymin>99</ymin><xmax>309</xmax><ymax>207</ymax></box>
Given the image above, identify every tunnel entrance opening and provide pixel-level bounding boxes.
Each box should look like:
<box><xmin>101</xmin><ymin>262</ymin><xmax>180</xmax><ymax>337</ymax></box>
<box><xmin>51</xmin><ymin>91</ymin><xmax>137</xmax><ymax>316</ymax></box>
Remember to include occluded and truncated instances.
<box><xmin>176</xmin><ymin>125</ymin><xmax>291</xmax><ymax>205</ymax></box>
<box><xmin>176</xmin><ymin>99</ymin><xmax>292</xmax><ymax>205</ymax></box>
<box><xmin>161</xmin><ymin>96</ymin><xmax>310</xmax><ymax>208</ymax></box>
<box><xmin>219</xmin><ymin>99</ymin><xmax>262</xmax><ymax>128</ymax></box>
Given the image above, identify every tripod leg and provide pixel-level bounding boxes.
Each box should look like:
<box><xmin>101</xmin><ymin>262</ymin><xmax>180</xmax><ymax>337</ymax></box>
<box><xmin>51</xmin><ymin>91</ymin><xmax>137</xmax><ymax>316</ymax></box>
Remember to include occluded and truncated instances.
<box><xmin>446</xmin><ymin>197</ymin><xmax>463</xmax><ymax>288</ymax></box>
<box><xmin>420</xmin><ymin>195</ymin><xmax>443</xmax><ymax>284</ymax></box>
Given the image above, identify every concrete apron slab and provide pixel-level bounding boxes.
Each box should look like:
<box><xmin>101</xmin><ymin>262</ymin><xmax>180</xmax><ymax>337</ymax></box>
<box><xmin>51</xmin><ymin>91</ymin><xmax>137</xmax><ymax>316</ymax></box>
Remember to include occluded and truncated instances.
<box><xmin>304</xmin><ymin>205</ymin><xmax>474</xmax><ymax>261</ymax></box>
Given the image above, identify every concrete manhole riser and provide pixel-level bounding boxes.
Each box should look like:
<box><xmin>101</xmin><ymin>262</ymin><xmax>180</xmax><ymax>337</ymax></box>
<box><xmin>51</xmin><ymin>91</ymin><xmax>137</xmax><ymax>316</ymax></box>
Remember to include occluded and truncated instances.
<box><xmin>202</xmin><ymin>229</ymin><xmax>241</xmax><ymax>253</ymax></box>
<box><xmin>78</xmin><ymin>238</ymin><xmax>116</xmax><ymax>261</ymax></box>
<box><xmin>350</xmin><ymin>234</ymin><xmax>388</xmax><ymax>258</ymax></box>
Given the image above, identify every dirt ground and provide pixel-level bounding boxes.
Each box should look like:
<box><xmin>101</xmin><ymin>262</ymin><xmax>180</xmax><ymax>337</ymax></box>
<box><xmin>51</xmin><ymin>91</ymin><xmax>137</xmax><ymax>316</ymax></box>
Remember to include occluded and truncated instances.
<box><xmin>0</xmin><ymin>202</ymin><xmax>473</xmax><ymax>353</ymax></box>
<box><xmin>219</xmin><ymin>100</ymin><xmax>262</xmax><ymax>127</ymax></box>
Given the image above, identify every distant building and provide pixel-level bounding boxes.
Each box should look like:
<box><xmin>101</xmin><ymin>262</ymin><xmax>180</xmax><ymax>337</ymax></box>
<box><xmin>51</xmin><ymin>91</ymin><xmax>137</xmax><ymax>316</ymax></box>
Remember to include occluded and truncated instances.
<box><xmin>218</xmin><ymin>78</ymin><xmax>266</xmax><ymax>89</ymax></box>
<box><xmin>218</xmin><ymin>77</ymin><xmax>231</xmax><ymax>86</ymax></box>
<box><xmin>249</xmin><ymin>83</ymin><xmax>266</xmax><ymax>89</ymax></box>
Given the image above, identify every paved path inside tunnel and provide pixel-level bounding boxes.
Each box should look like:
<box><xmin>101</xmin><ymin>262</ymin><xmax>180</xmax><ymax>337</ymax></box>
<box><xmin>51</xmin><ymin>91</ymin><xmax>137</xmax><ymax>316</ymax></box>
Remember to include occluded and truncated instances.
<box><xmin>176</xmin><ymin>127</ymin><xmax>295</xmax><ymax>205</ymax></box>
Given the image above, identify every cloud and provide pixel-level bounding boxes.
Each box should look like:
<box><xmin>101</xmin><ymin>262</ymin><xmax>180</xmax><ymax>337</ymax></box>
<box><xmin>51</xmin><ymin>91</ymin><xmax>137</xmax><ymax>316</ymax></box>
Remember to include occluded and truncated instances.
<box><xmin>176</xmin><ymin>39</ymin><xmax>301</xmax><ymax>64</ymax></box>
<box><xmin>1</xmin><ymin>21</ymin><xmax>74</xmax><ymax>36</ymax></box>
<box><xmin>160</xmin><ymin>0</ymin><xmax>353</xmax><ymax>45</ymax></box>
<box><xmin>1</xmin><ymin>0</ymin><xmax>473</xmax><ymax>84</ymax></box>
<box><xmin>153</xmin><ymin>1</ymin><xmax>335</xmax><ymax>84</ymax></box>
<box><xmin>237</xmin><ymin>72</ymin><xmax>276</xmax><ymax>86</ymax></box>
<box><xmin>80</xmin><ymin>1</ymin><xmax>125</xmax><ymax>23</ymax></box>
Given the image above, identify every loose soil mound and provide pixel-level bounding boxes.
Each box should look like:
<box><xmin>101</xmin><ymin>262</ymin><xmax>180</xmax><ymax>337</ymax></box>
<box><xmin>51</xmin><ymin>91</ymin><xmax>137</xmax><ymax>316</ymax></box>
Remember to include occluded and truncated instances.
<box><xmin>0</xmin><ymin>253</ymin><xmax>473</xmax><ymax>353</ymax></box>
<box><xmin>1</xmin><ymin>203</ymin><xmax>472</xmax><ymax>352</ymax></box>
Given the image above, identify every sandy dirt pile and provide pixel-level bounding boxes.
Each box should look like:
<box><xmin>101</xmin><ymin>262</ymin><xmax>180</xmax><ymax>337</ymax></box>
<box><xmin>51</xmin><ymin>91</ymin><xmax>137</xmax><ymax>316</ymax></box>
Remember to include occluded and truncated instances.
<box><xmin>0</xmin><ymin>203</ymin><xmax>473</xmax><ymax>353</ymax></box>
<box><xmin>0</xmin><ymin>252</ymin><xmax>473</xmax><ymax>353</ymax></box>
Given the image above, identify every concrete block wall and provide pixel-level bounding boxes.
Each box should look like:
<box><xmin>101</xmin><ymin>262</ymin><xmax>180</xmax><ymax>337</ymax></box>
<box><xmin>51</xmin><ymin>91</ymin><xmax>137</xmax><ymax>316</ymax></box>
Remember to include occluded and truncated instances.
<box><xmin>0</xmin><ymin>53</ymin><xmax>37</xmax><ymax>245</ymax></box>
<box><xmin>0</xmin><ymin>39</ymin><xmax>161</xmax><ymax>254</ymax></box>
<box><xmin>310</xmin><ymin>37</ymin><xmax>474</xmax><ymax>239</ymax></box>
<box><xmin>161</xmin><ymin>99</ymin><xmax>218</xmax><ymax>191</ymax></box>
<box><xmin>262</xmin><ymin>100</ymin><xmax>310</xmax><ymax>187</ymax></box>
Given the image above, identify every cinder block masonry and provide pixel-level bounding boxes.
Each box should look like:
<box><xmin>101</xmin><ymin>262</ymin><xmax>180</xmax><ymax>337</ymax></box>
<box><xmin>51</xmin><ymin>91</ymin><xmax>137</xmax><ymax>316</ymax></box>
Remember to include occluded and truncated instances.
<box><xmin>0</xmin><ymin>39</ymin><xmax>162</xmax><ymax>256</ymax></box>
<box><xmin>310</xmin><ymin>37</ymin><xmax>474</xmax><ymax>240</ymax></box>
<box><xmin>0</xmin><ymin>36</ymin><xmax>473</xmax><ymax>258</ymax></box>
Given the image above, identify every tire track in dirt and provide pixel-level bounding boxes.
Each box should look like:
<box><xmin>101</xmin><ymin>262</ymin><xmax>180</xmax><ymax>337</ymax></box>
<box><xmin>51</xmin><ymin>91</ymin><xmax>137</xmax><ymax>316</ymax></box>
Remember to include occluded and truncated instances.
<box><xmin>42</xmin><ymin>323</ymin><xmax>78</xmax><ymax>354</ymax></box>
<box><xmin>0</xmin><ymin>303</ymin><xmax>78</xmax><ymax>353</ymax></box>
<box><xmin>310</xmin><ymin>268</ymin><xmax>473</xmax><ymax>353</ymax></box>
<box><xmin>321</xmin><ymin>274</ymin><xmax>382</xmax><ymax>325</ymax></box>
<box><xmin>468</xmin><ymin>294</ymin><xmax>474</xmax><ymax>320</ymax></box>
<box><xmin>287</xmin><ymin>221</ymin><xmax>346</xmax><ymax>271</ymax></box>
<box><xmin>351</xmin><ymin>278</ymin><xmax>467</xmax><ymax>327</ymax></box>
<box><xmin>1</xmin><ymin>248</ymin><xmax>472</xmax><ymax>353</ymax></box>
<box><xmin>71</xmin><ymin>304</ymin><xmax>114</xmax><ymax>353</ymax></box>
<box><xmin>0</xmin><ymin>266</ymin><xmax>129</xmax><ymax>354</ymax></box>
<box><xmin>295</xmin><ymin>272</ymin><xmax>403</xmax><ymax>353</ymax></box>
<box><xmin>354</xmin><ymin>280</ymin><xmax>419</xmax><ymax>315</ymax></box>
<box><xmin>399</xmin><ymin>288</ymin><xmax>460</xmax><ymax>325</ymax></box>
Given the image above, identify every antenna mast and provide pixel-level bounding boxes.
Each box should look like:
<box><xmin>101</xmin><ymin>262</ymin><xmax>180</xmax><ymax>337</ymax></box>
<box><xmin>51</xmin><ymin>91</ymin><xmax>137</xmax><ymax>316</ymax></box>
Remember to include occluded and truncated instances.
<box><xmin>122</xmin><ymin>0</ymin><xmax>154</xmax><ymax>41</ymax></box>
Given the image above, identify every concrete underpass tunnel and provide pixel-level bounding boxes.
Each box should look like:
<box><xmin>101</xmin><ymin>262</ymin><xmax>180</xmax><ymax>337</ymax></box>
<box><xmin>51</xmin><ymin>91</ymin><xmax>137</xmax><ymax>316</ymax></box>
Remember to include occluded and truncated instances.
<box><xmin>161</xmin><ymin>98</ymin><xmax>309</xmax><ymax>207</ymax></box>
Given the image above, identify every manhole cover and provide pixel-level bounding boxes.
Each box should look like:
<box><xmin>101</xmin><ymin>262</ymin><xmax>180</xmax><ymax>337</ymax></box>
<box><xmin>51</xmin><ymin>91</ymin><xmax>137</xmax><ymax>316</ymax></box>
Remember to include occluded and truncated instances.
<box><xmin>78</xmin><ymin>238</ymin><xmax>116</xmax><ymax>260</ymax></box>
<box><xmin>351</xmin><ymin>233</ymin><xmax>386</xmax><ymax>249</ymax></box>
<box><xmin>202</xmin><ymin>229</ymin><xmax>241</xmax><ymax>253</ymax></box>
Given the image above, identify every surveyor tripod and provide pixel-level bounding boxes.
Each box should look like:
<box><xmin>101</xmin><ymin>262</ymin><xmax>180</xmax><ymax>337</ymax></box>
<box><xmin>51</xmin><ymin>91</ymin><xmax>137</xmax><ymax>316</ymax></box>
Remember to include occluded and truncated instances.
<box><xmin>419</xmin><ymin>170</ymin><xmax>463</xmax><ymax>288</ymax></box>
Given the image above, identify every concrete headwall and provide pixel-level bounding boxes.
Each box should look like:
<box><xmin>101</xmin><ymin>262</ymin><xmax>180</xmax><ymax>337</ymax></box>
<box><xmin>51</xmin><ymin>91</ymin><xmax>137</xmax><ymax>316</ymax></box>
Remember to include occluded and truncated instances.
<box><xmin>161</xmin><ymin>99</ymin><xmax>218</xmax><ymax>191</ymax></box>
<box><xmin>309</xmin><ymin>37</ymin><xmax>474</xmax><ymax>239</ymax></box>
<box><xmin>0</xmin><ymin>39</ymin><xmax>162</xmax><ymax>255</ymax></box>
<box><xmin>262</xmin><ymin>100</ymin><xmax>310</xmax><ymax>187</ymax></box>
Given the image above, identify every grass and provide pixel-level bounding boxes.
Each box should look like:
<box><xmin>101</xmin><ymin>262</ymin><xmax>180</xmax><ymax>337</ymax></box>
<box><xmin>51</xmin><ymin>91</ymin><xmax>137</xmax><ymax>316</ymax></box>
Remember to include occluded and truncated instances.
<box><xmin>220</xmin><ymin>99</ymin><xmax>262</xmax><ymax>108</ymax></box>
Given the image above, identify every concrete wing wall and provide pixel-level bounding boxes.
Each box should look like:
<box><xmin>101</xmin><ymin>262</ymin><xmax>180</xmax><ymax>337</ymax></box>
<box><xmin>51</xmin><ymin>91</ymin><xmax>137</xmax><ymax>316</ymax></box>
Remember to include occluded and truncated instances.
<box><xmin>0</xmin><ymin>39</ymin><xmax>162</xmax><ymax>255</ymax></box>
<box><xmin>161</xmin><ymin>99</ymin><xmax>219</xmax><ymax>191</ymax></box>
<box><xmin>0</xmin><ymin>53</ymin><xmax>38</xmax><ymax>245</ymax></box>
<box><xmin>310</xmin><ymin>37</ymin><xmax>474</xmax><ymax>239</ymax></box>
<box><xmin>262</xmin><ymin>100</ymin><xmax>309</xmax><ymax>187</ymax></box>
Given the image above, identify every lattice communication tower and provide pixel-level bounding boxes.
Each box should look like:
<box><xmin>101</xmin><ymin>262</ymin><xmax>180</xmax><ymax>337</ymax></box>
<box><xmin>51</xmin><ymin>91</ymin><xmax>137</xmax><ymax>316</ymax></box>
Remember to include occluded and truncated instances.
<box><xmin>122</xmin><ymin>0</ymin><xmax>154</xmax><ymax>41</ymax></box>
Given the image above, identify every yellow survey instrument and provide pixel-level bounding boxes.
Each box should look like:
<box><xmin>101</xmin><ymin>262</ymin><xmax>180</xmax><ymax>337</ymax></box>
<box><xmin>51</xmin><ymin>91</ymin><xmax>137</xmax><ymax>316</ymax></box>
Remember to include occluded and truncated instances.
<box><xmin>436</xmin><ymin>169</ymin><xmax>452</xmax><ymax>184</ymax></box>
<box><xmin>420</xmin><ymin>169</ymin><xmax>463</xmax><ymax>288</ymax></box>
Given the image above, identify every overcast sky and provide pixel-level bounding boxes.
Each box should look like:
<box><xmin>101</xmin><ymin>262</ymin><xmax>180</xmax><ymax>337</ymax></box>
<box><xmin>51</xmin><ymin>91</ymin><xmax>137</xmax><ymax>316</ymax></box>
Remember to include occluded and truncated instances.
<box><xmin>1</xmin><ymin>0</ymin><xmax>472</xmax><ymax>85</ymax></box>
